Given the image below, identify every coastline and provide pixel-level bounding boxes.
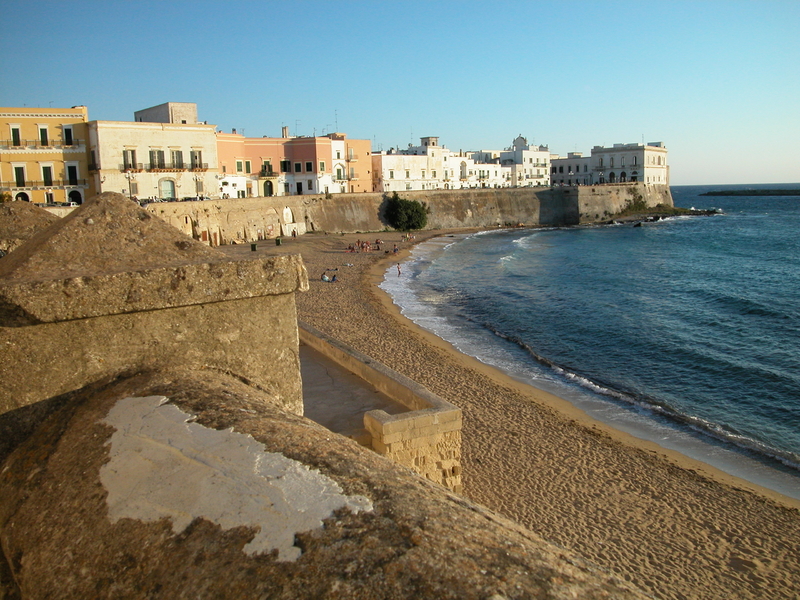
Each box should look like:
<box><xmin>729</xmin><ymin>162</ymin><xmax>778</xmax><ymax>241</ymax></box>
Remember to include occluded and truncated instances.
<box><xmin>230</xmin><ymin>229</ymin><xmax>800</xmax><ymax>600</ymax></box>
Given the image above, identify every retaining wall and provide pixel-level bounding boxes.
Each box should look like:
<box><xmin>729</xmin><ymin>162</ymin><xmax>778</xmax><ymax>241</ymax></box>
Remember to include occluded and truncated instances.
<box><xmin>145</xmin><ymin>183</ymin><xmax>673</xmax><ymax>244</ymax></box>
<box><xmin>299</xmin><ymin>322</ymin><xmax>462</xmax><ymax>493</ymax></box>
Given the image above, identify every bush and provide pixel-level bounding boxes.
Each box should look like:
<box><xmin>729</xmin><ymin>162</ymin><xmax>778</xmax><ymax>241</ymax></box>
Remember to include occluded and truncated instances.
<box><xmin>384</xmin><ymin>192</ymin><xmax>428</xmax><ymax>231</ymax></box>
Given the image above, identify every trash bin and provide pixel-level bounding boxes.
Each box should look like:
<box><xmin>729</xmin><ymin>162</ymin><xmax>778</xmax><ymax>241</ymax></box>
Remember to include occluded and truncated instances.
<box><xmin>250</xmin><ymin>243</ymin><xmax>258</xmax><ymax>251</ymax></box>
<box><xmin>276</xmin><ymin>238</ymin><xmax>282</xmax><ymax>246</ymax></box>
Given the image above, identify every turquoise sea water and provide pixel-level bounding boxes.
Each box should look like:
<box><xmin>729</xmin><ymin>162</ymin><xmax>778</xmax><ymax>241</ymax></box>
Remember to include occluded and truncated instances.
<box><xmin>380</xmin><ymin>184</ymin><xmax>800</xmax><ymax>500</ymax></box>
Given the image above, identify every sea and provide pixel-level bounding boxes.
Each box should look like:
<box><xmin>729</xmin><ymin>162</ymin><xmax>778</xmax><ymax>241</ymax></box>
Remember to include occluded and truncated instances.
<box><xmin>380</xmin><ymin>183</ymin><xmax>800</xmax><ymax>501</ymax></box>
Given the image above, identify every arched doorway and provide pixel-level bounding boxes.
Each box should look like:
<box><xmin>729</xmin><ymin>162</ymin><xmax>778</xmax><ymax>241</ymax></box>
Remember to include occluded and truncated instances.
<box><xmin>15</xmin><ymin>192</ymin><xmax>30</xmax><ymax>202</ymax></box>
<box><xmin>263</xmin><ymin>180</ymin><xmax>273</xmax><ymax>197</ymax></box>
<box><xmin>619</xmin><ymin>172</ymin><xmax>627</xmax><ymax>183</ymax></box>
<box><xmin>159</xmin><ymin>179</ymin><xmax>176</xmax><ymax>200</ymax></box>
<box><xmin>68</xmin><ymin>190</ymin><xmax>82</xmax><ymax>204</ymax></box>
<box><xmin>630</xmin><ymin>171</ymin><xmax>639</xmax><ymax>182</ymax></box>
<box><xmin>608</xmin><ymin>172</ymin><xmax>617</xmax><ymax>183</ymax></box>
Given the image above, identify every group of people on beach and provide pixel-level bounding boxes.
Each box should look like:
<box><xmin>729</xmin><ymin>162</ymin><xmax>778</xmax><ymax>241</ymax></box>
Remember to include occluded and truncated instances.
<box><xmin>347</xmin><ymin>239</ymin><xmax>384</xmax><ymax>253</ymax></box>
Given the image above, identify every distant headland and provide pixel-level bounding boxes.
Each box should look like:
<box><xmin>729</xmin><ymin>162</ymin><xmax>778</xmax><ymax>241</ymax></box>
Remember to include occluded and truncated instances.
<box><xmin>700</xmin><ymin>189</ymin><xmax>800</xmax><ymax>196</ymax></box>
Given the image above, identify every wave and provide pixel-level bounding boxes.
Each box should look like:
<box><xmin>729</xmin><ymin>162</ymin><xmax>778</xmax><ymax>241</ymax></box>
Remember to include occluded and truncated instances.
<box><xmin>470</xmin><ymin>318</ymin><xmax>800</xmax><ymax>473</ymax></box>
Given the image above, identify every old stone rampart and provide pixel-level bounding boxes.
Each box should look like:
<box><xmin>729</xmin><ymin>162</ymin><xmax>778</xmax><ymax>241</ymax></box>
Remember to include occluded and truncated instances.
<box><xmin>145</xmin><ymin>183</ymin><xmax>673</xmax><ymax>244</ymax></box>
<box><xmin>299</xmin><ymin>323</ymin><xmax>462</xmax><ymax>493</ymax></box>
<box><xmin>0</xmin><ymin>193</ymin><xmax>310</xmax><ymax>416</ymax></box>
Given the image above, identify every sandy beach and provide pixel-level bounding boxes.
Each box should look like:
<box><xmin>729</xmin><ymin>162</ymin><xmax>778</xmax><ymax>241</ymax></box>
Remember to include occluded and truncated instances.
<box><xmin>226</xmin><ymin>230</ymin><xmax>800</xmax><ymax>600</ymax></box>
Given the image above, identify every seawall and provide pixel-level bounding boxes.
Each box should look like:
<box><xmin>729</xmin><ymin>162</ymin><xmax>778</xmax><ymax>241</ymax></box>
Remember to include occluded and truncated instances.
<box><xmin>144</xmin><ymin>183</ymin><xmax>673</xmax><ymax>243</ymax></box>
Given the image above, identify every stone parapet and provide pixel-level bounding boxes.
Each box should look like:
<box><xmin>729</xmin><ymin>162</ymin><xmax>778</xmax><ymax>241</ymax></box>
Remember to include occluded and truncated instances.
<box><xmin>299</xmin><ymin>322</ymin><xmax>462</xmax><ymax>493</ymax></box>
<box><xmin>0</xmin><ymin>192</ymin><xmax>310</xmax><ymax>416</ymax></box>
<box><xmin>0</xmin><ymin>255</ymin><xmax>308</xmax><ymax>326</ymax></box>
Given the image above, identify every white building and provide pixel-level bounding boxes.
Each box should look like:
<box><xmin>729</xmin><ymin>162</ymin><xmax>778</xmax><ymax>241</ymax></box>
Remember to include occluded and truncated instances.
<box><xmin>496</xmin><ymin>136</ymin><xmax>550</xmax><ymax>187</ymax></box>
<box><xmin>89</xmin><ymin>103</ymin><xmax>219</xmax><ymax>201</ymax></box>
<box><xmin>551</xmin><ymin>142</ymin><xmax>669</xmax><ymax>186</ymax></box>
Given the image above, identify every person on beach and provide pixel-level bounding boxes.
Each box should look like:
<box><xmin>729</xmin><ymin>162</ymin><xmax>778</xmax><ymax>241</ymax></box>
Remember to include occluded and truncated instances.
<box><xmin>397</xmin><ymin>263</ymin><xmax>401</xmax><ymax>277</ymax></box>
<box><xmin>321</xmin><ymin>272</ymin><xmax>330</xmax><ymax>282</ymax></box>
<box><xmin>393</xmin><ymin>244</ymin><xmax>399</xmax><ymax>254</ymax></box>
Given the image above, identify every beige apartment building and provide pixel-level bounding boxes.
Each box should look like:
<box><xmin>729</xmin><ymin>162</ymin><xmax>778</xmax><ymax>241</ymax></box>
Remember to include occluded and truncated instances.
<box><xmin>0</xmin><ymin>106</ymin><xmax>93</xmax><ymax>204</ymax></box>
<box><xmin>89</xmin><ymin>103</ymin><xmax>219</xmax><ymax>201</ymax></box>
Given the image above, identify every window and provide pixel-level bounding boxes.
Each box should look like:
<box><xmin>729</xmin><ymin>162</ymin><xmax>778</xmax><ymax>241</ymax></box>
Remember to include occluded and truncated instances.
<box><xmin>245</xmin><ymin>160</ymin><xmax>251</xmax><ymax>174</ymax></box>
<box><xmin>406</xmin><ymin>171</ymin><xmax>410</xmax><ymax>179</ymax></box>
<box><xmin>14</xmin><ymin>166</ymin><xmax>25</xmax><ymax>187</ymax></box>
<box><xmin>389</xmin><ymin>170</ymin><xmax>394</xmax><ymax>179</ymax></box>
<box><xmin>632</xmin><ymin>156</ymin><xmax>638</xmax><ymax>166</ymax></box>
<box><xmin>280</xmin><ymin>160</ymin><xmax>291</xmax><ymax>172</ymax></box>
<box><xmin>336</xmin><ymin>167</ymin><xmax>343</xmax><ymax>180</ymax></box>
<box><xmin>262</xmin><ymin>160</ymin><xmax>272</xmax><ymax>174</ymax></box>
<box><xmin>319</xmin><ymin>161</ymin><xmax>325</xmax><ymax>172</ymax></box>
<box><xmin>39</xmin><ymin>127</ymin><xmax>48</xmax><ymax>146</ymax></box>
<box><xmin>123</xmin><ymin>149</ymin><xmax>137</xmax><ymax>169</ymax></box>
<box><xmin>42</xmin><ymin>166</ymin><xmax>53</xmax><ymax>186</ymax></box>
<box><xmin>349</xmin><ymin>167</ymin><xmax>355</xmax><ymax>179</ymax></box>
<box><xmin>236</xmin><ymin>160</ymin><xmax>243</xmax><ymax>173</ymax></box>
<box><xmin>45</xmin><ymin>192</ymin><xmax>54</xmax><ymax>203</ymax></box>
<box><xmin>432</xmin><ymin>170</ymin><xmax>437</xmax><ymax>178</ymax></box>
<box><xmin>306</xmin><ymin>161</ymin><xmax>313</xmax><ymax>172</ymax></box>
<box><xmin>348</xmin><ymin>148</ymin><xmax>354</xmax><ymax>160</ymax></box>
<box><xmin>621</xmin><ymin>157</ymin><xmax>626</xmax><ymax>167</ymax></box>
<box><xmin>307</xmin><ymin>179</ymin><xmax>313</xmax><ymax>190</ymax></box>
<box><xmin>64</xmin><ymin>127</ymin><xmax>74</xmax><ymax>146</ymax></box>
<box><xmin>336</xmin><ymin>150</ymin><xmax>341</xmax><ymax>159</ymax></box>
<box><xmin>11</xmin><ymin>127</ymin><xmax>21</xmax><ymax>146</ymax></box>
<box><xmin>67</xmin><ymin>165</ymin><xmax>78</xmax><ymax>186</ymax></box>
<box><xmin>191</xmin><ymin>150</ymin><xmax>203</xmax><ymax>169</ymax></box>
<box><xmin>172</xmin><ymin>150</ymin><xmax>184</xmax><ymax>169</ymax></box>
<box><xmin>294</xmin><ymin>162</ymin><xmax>301</xmax><ymax>173</ymax></box>
<box><xmin>222</xmin><ymin>165</ymin><xmax>227</xmax><ymax>173</ymax></box>
<box><xmin>149</xmin><ymin>150</ymin><xmax>165</xmax><ymax>168</ymax></box>
<box><xmin>130</xmin><ymin>182</ymin><xmax>139</xmax><ymax>195</ymax></box>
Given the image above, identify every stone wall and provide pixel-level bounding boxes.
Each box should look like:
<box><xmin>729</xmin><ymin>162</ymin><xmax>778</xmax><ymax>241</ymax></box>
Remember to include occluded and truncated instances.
<box><xmin>145</xmin><ymin>183</ymin><xmax>673</xmax><ymax>244</ymax></box>
<box><xmin>299</xmin><ymin>323</ymin><xmax>462</xmax><ymax>493</ymax></box>
<box><xmin>0</xmin><ymin>193</ymin><xmax>310</xmax><ymax>416</ymax></box>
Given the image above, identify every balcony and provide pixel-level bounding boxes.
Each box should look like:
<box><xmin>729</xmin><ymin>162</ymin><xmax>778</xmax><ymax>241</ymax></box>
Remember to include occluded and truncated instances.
<box><xmin>3</xmin><ymin>179</ymin><xmax>88</xmax><ymax>189</ymax></box>
<box><xmin>0</xmin><ymin>139</ymin><xmax>85</xmax><ymax>150</ymax></box>
<box><xmin>119</xmin><ymin>163</ymin><xmax>145</xmax><ymax>172</ymax></box>
<box><xmin>189</xmin><ymin>163</ymin><xmax>209</xmax><ymax>172</ymax></box>
<box><xmin>259</xmin><ymin>169</ymin><xmax>279</xmax><ymax>178</ymax></box>
<box><xmin>146</xmin><ymin>163</ymin><xmax>187</xmax><ymax>172</ymax></box>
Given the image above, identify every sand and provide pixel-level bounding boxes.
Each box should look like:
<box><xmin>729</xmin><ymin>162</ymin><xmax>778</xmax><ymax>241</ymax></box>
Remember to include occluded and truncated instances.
<box><xmin>225</xmin><ymin>231</ymin><xmax>800</xmax><ymax>600</ymax></box>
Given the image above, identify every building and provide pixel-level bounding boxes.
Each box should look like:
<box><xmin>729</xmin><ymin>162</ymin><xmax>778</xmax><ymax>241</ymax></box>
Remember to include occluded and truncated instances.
<box><xmin>373</xmin><ymin>135</ymin><xmax>550</xmax><ymax>192</ymax></box>
<box><xmin>216</xmin><ymin>128</ymin><xmax>371</xmax><ymax>198</ymax></box>
<box><xmin>592</xmin><ymin>142</ymin><xmax>668</xmax><ymax>185</ymax></box>
<box><xmin>550</xmin><ymin>142</ymin><xmax>669</xmax><ymax>186</ymax></box>
<box><xmin>88</xmin><ymin>103</ymin><xmax>219</xmax><ymax>201</ymax></box>
<box><xmin>0</xmin><ymin>106</ymin><xmax>93</xmax><ymax>205</ymax></box>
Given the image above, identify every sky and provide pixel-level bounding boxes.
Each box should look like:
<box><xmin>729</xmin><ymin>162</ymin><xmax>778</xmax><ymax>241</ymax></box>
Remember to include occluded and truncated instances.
<box><xmin>1</xmin><ymin>0</ymin><xmax>798</xmax><ymax>185</ymax></box>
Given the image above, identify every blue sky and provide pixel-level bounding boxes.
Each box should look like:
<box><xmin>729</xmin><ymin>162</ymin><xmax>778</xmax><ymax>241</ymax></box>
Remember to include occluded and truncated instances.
<box><xmin>2</xmin><ymin>0</ymin><xmax>798</xmax><ymax>185</ymax></box>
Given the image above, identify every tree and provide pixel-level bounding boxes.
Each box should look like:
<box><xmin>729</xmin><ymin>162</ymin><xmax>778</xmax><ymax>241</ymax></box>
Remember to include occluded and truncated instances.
<box><xmin>384</xmin><ymin>192</ymin><xmax>428</xmax><ymax>231</ymax></box>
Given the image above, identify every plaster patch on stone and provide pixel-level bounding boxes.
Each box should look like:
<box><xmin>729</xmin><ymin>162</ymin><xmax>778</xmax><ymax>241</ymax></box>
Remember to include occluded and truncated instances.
<box><xmin>99</xmin><ymin>395</ymin><xmax>372</xmax><ymax>561</ymax></box>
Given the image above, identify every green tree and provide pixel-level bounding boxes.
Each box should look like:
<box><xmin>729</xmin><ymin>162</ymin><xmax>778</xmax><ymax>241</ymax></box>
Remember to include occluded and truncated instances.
<box><xmin>384</xmin><ymin>192</ymin><xmax>428</xmax><ymax>231</ymax></box>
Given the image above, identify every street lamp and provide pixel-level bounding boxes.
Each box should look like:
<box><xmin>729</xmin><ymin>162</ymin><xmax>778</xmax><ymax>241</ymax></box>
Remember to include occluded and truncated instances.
<box><xmin>124</xmin><ymin>172</ymin><xmax>136</xmax><ymax>199</ymax></box>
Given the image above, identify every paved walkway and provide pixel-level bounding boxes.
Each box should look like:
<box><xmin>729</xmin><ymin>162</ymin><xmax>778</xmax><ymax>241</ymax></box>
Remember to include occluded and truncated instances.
<box><xmin>300</xmin><ymin>344</ymin><xmax>407</xmax><ymax>443</ymax></box>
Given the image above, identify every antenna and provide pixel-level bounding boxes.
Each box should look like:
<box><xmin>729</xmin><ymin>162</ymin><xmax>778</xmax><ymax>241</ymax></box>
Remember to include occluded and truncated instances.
<box><xmin>335</xmin><ymin>109</ymin><xmax>338</xmax><ymax>132</ymax></box>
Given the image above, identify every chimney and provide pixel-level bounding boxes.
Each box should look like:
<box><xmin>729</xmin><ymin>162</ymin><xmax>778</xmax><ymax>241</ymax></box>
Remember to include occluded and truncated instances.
<box><xmin>282</xmin><ymin>126</ymin><xmax>289</xmax><ymax>138</ymax></box>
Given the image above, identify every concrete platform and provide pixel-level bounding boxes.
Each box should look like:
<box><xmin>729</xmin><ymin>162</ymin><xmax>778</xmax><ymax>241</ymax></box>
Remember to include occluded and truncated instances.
<box><xmin>300</xmin><ymin>343</ymin><xmax>407</xmax><ymax>443</ymax></box>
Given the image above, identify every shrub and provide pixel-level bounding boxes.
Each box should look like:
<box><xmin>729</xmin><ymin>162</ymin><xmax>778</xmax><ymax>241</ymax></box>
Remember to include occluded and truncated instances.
<box><xmin>384</xmin><ymin>192</ymin><xmax>428</xmax><ymax>231</ymax></box>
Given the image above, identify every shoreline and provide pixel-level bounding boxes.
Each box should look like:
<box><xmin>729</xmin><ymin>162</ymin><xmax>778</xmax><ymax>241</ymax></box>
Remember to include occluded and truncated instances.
<box><xmin>234</xmin><ymin>228</ymin><xmax>800</xmax><ymax>600</ymax></box>
<box><xmin>368</xmin><ymin>230</ymin><xmax>800</xmax><ymax>510</ymax></box>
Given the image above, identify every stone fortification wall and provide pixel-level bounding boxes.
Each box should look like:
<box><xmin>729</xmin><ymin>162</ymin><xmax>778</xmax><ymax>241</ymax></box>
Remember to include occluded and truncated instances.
<box><xmin>146</xmin><ymin>183</ymin><xmax>672</xmax><ymax>244</ymax></box>
<box><xmin>299</xmin><ymin>323</ymin><xmax>462</xmax><ymax>493</ymax></box>
<box><xmin>0</xmin><ymin>193</ymin><xmax>310</xmax><ymax>416</ymax></box>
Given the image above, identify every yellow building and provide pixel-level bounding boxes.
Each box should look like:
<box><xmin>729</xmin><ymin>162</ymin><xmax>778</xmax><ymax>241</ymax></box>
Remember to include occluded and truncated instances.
<box><xmin>0</xmin><ymin>106</ymin><xmax>93</xmax><ymax>205</ymax></box>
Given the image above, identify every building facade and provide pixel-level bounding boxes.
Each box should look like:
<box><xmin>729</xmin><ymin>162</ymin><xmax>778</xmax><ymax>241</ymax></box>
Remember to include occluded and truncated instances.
<box><xmin>0</xmin><ymin>106</ymin><xmax>93</xmax><ymax>204</ymax></box>
<box><xmin>550</xmin><ymin>142</ymin><xmax>669</xmax><ymax>186</ymax></box>
<box><xmin>216</xmin><ymin>130</ymin><xmax>371</xmax><ymax>198</ymax></box>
